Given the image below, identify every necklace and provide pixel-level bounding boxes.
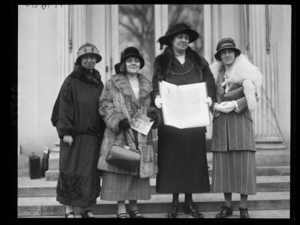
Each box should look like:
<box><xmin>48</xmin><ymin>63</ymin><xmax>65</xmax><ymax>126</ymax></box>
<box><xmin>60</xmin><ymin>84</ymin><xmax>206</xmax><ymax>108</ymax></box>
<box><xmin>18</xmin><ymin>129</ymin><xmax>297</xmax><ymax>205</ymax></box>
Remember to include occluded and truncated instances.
<box><xmin>169</xmin><ymin>63</ymin><xmax>194</xmax><ymax>76</ymax></box>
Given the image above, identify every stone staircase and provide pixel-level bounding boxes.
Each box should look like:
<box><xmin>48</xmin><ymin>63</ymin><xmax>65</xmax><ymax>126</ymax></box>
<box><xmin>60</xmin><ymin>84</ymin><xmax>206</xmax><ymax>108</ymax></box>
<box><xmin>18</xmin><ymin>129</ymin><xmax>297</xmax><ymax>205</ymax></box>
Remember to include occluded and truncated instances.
<box><xmin>17</xmin><ymin>140</ymin><xmax>290</xmax><ymax>218</ymax></box>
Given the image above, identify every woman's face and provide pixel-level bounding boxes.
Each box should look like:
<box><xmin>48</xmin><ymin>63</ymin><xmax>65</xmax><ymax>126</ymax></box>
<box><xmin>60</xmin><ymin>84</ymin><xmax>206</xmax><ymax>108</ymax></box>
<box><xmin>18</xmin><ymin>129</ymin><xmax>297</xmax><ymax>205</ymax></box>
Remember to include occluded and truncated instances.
<box><xmin>81</xmin><ymin>54</ymin><xmax>97</xmax><ymax>70</ymax></box>
<box><xmin>125</xmin><ymin>57</ymin><xmax>141</xmax><ymax>75</ymax></box>
<box><xmin>220</xmin><ymin>49</ymin><xmax>235</xmax><ymax>66</ymax></box>
<box><xmin>171</xmin><ymin>33</ymin><xmax>190</xmax><ymax>53</ymax></box>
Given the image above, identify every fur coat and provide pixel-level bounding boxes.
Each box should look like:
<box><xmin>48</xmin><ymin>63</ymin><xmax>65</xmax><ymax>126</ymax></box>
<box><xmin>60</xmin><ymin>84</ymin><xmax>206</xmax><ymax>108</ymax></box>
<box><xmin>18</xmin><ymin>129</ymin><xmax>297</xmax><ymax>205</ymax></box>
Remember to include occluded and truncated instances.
<box><xmin>97</xmin><ymin>73</ymin><xmax>161</xmax><ymax>178</ymax></box>
<box><xmin>210</xmin><ymin>54</ymin><xmax>262</xmax><ymax>111</ymax></box>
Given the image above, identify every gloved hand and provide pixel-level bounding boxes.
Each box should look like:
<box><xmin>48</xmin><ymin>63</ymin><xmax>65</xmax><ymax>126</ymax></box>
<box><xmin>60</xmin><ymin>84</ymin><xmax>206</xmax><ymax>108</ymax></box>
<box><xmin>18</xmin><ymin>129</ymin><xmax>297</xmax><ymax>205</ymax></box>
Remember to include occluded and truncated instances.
<box><xmin>203</xmin><ymin>97</ymin><xmax>212</xmax><ymax>107</ymax></box>
<box><xmin>118</xmin><ymin>119</ymin><xmax>131</xmax><ymax>129</ymax></box>
<box><xmin>63</xmin><ymin>135</ymin><xmax>73</xmax><ymax>146</ymax></box>
<box><xmin>155</xmin><ymin>95</ymin><xmax>164</xmax><ymax>108</ymax></box>
<box><xmin>147</xmin><ymin>112</ymin><xmax>157</xmax><ymax>122</ymax></box>
<box><xmin>215</xmin><ymin>102</ymin><xmax>235</xmax><ymax>113</ymax></box>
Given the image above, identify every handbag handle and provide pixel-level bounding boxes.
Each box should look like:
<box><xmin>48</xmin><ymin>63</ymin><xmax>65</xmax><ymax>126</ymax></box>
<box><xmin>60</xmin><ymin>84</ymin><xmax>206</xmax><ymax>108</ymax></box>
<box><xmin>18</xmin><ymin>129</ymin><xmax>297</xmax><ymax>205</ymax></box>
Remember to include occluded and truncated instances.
<box><xmin>125</xmin><ymin>129</ymin><xmax>139</xmax><ymax>150</ymax></box>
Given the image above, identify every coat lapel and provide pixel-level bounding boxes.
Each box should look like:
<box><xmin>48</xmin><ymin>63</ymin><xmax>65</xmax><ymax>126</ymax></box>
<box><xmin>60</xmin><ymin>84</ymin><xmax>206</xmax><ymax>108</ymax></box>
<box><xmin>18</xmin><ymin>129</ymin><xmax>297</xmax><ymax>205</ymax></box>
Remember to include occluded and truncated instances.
<box><xmin>111</xmin><ymin>73</ymin><xmax>152</xmax><ymax>108</ymax></box>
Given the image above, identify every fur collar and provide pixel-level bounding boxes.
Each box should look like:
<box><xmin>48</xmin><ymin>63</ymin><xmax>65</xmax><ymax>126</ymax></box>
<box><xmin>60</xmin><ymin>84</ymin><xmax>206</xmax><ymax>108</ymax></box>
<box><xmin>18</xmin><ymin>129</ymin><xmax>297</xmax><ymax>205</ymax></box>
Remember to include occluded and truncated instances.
<box><xmin>72</xmin><ymin>65</ymin><xmax>102</xmax><ymax>86</ymax></box>
<box><xmin>210</xmin><ymin>54</ymin><xmax>263</xmax><ymax>111</ymax></box>
<box><xmin>153</xmin><ymin>46</ymin><xmax>208</xmax><ymax>81</ymax></box>
<box><xmin>111</xmin><ymin>73</ymin><xmax>153</xmax><ymax>106</ymax></box>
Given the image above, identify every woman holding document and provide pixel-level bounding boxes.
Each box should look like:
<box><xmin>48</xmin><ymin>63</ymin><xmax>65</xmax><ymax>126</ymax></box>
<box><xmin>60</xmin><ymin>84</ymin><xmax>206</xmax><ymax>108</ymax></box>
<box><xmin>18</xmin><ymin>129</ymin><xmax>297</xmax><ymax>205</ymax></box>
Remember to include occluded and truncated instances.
<box><xmin>209</xmin><ymin>38</ymin><xmax>262</xmax><ymax>218</ymax></box>
<box><xmin>97</xmin><ymin>47</ymin><xmax>161</xmax><ymax>218</ymax></box>
<box><xmin>151</xmin><ymin>23</ymin><xmax>216</xmax><ymax>218</ymax></box>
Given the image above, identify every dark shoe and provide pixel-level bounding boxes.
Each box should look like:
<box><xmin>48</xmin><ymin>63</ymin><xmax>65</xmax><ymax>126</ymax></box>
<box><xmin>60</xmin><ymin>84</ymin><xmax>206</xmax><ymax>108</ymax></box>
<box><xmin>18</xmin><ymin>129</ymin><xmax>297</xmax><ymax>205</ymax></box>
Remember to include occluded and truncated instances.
<box><xmin>65</xmin><ymin>212</ymin><xmax>75</xmax><ymax>218</ymax></box>
<box><xmin>128</xmin><ymin>208</ymin><xmax>144</xmax><ymax>218</ymax></box>
<box><xmin>117</xmin><ymin>213</ymin><xmax>128</xmax><ymax>218</ymax></box>
<box><xmin>215</xmin><ymin>205</ymin><xmax>233</xmax><ymax>218</ymax></box>
<box><xmin>80</xmin><ymin>210</ymin><xmax>95</xmax><ymax>218</ymax></box>
<box><xmin>239</xmin><ymin>207</ymin><xmax>250</xmax><ymax>218</ymax></box>
<box><xmin>167</xmin><ymin>204</ymin><xmax>179</xmax><ymax>218</ymax></box>
<box><xmin>183</xmin><ymin>203</ymin><xmax>204</xmax><ymax>218</ymax></box>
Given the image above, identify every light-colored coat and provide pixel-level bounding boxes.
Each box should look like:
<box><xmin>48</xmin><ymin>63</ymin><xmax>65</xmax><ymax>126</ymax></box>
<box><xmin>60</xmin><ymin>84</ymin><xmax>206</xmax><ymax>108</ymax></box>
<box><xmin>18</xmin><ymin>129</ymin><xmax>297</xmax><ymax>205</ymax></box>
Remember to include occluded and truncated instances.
<box><xmin>210</xmin><ymin>54</ymin><xmax>262</xmax><ymax>152</ymax></box>
<box><xmin>97</xmin><ymin>73</ymin><xmax>159</xmax><ymax>178</ymax></box>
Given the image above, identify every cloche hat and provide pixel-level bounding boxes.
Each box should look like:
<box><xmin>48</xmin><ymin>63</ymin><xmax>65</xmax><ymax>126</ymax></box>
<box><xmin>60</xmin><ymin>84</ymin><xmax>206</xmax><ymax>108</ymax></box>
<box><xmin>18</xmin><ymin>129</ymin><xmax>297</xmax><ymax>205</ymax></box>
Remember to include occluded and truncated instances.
<box><xmin>119</xmin><ymin>46</ymin><xmax>145</xmax><ymax>70</ymax></box>
<box><xmin>157</xmin><ymin>23</ymin><xmax>199</xmax><ymax>50</ymax></box>
<box><xmin>214</xmin><ymin>38</ymin><xmax>241</xmax><ymax>61</ymax></box>
<box><xmin>76</xmin><ymin>43</ymin><xmax>102</xmax><ymax>64</ymax></box>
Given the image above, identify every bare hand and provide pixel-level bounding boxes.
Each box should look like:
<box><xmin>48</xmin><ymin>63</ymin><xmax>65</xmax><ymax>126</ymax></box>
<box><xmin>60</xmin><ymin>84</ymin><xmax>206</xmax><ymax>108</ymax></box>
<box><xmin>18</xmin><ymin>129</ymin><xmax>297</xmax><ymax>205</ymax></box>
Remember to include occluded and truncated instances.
<box><xmin>203</xmin><ymin>97</ymin><xmax>212</xmax><ymax>107</ymax></box>
<box><xmin>155</xmin><ymin>95</ymin><xmax>164</xmax><ymax>109</ymax></box>
<box><xmin>63</xmin><ymin>135</ymin><xmax>73</xmax><ymax>146</ymax></box>
<box><xmin>216</xmin><ymin>102</ymin><xmax>235</xmax><ymax>113</ymax></box>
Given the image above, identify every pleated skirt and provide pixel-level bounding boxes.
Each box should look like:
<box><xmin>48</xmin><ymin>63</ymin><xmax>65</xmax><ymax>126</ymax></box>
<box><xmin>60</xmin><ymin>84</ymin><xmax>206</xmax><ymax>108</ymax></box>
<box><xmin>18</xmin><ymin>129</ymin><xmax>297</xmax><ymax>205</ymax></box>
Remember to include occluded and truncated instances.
<box><xmin>211</xmin><ymin>150</ymin><xmax>257</xmax><ymax>195</ymax></box>
<box><xmin>100</xmin><ymin>171</ymin><xmax>151</xmax><ymax>201</ymax></box>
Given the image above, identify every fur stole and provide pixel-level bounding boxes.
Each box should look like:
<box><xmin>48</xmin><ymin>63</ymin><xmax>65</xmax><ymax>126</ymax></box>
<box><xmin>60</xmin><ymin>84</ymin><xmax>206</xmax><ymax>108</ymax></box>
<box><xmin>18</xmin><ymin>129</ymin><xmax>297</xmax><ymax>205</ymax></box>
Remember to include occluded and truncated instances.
<box><xmin>153</xmin><ymin>46</ymin><xmax>208</xmax><ymax>81</ymax></box>
<box><xmin>111</xmin><ymin>73</ymin><xmax>153</xmax><ymax>107</ymax></box>
<box><xmin>72</xmin><ymin>65</ymin><xmax>102</xmax><ymax>86</ymax></box>
<box><xmin>210</xmin><ymin>54</ymin><xmax>262</xmax><ymax>111</ymax></box>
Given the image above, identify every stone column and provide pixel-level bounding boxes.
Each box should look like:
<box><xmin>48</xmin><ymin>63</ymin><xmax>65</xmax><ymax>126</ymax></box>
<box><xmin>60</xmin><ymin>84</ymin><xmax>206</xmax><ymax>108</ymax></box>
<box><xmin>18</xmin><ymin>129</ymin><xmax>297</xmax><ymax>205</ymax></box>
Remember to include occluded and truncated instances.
<box><xmin>46</xmin><ymin>5</ymin><xmax>87</xmax><ymax>181</ymax></box>
<box><xmin>205</xmin><ymin>5</ymin><xmax>284</xmax><ymax>146</ymax></box>
<box><xmin>247</xmin><ymin>5</ymin><xmax>282</xmax><ymax>143</ymax></box>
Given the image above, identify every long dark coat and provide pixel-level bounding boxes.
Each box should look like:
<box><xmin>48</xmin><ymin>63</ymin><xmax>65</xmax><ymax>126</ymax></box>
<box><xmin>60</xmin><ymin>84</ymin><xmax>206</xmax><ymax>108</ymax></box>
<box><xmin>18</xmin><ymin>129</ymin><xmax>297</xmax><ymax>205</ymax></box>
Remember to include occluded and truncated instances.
<box><xmin>52</xmin><ymin>65</ymin><xmax>105</xmax><ymax>207</ymax></box>
<box><xmin>152</xmin><ymin>46</ymin><xmax>216</xmax><ymax>193</ymax></box>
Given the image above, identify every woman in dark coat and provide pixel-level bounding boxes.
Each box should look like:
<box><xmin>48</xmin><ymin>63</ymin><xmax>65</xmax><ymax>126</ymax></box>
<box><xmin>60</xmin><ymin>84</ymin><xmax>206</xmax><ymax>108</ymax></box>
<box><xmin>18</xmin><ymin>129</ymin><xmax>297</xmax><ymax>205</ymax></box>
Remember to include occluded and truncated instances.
<box><xmin>210</xmin><ymin>38</ymin><xmax>262</xmax><ymax>219</ymax></box>
<box><xmin>151</xmin><ymin>23</ymin><xmax>216</xmax><ymax>218</ymax></box>
<box><xmin>51</xmin><ymin>43</ymin><xmax>105</xmax><ymax>218</ymax></box>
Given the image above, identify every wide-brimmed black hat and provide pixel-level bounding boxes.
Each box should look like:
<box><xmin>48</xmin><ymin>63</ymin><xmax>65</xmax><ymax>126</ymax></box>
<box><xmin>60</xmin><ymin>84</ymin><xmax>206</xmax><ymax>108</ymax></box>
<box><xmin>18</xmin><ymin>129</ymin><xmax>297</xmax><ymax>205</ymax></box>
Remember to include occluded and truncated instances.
<box><xmin>214</xmin><ymin>38</ymin><xmax>241</xmax><ymax>61</ymax></box>
<box><xmin>119</xmin><ymin>46</ymin><xmax>145</xmax><ymax>69</ymax></box>
<box><xmin>157</xmin><ymin>23</ymin><xmax>199</xmax><ymax>50</ymax></box>
<box><xmin>76</xmin><ymin>43</ymin><xmax>102</xmax><ymax>64</ymax></box>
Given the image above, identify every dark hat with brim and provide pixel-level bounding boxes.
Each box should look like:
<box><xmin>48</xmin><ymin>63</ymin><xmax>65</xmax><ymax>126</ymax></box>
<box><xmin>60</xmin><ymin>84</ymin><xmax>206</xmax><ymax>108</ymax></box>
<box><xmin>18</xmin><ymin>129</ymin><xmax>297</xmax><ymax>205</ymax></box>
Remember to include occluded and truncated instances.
<box><xmin>214</xmin><ymin>38</ymin><xmax>241</xmax><ymax>61</ymax></box>
<box><xmin>157</xmin><ymin>23</ymin><xmax>199</xmax><ymax>50</ymax></box>
<box><xmin>76</xmin><ymin>43</ymin><xmax>102</xmax><ymax>64</ymax></box>
<box><xmin>119</xmin><ymin>46</ymin><xmax>145</xmax><ymax>70</ymax></box>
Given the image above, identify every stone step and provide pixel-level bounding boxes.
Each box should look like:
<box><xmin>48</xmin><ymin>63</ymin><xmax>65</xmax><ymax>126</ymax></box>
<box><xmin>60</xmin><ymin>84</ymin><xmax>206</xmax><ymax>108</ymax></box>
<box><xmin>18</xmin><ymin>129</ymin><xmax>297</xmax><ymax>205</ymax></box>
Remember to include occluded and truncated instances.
<box><xmin>18</xmin><ymin>174</ymin><xmax>290</xmax><ymax>197</ymax></box>
<box><xmin>45</xmin><ymin>164</ymin><xmax>290</xmax><ymax>181</ymax></box>
<box><xmin>17</xmin><ymin>191</ymin><xmax>290</xmax><ymax>217</ymax></box>
<box><xmin>17</xmin><ymin>209</ymin><xmax>290</xmax><ymax>218</ymax></box>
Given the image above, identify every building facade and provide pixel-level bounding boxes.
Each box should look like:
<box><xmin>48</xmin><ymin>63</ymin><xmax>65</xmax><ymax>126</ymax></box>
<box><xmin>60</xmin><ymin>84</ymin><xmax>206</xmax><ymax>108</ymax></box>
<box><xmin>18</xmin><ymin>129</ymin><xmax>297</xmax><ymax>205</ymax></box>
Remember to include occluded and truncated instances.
<box><xmin>18</xmin><ymin>5</ymin><xmax>291</xmax><ymax>175</ymax></box>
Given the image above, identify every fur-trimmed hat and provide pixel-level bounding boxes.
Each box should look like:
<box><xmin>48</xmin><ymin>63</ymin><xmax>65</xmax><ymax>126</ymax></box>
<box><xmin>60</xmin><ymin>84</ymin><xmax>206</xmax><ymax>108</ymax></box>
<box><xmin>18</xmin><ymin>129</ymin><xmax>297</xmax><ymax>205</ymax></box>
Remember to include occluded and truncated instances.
<box><xmin>157</xmin><ymin>23</ymin><xmax>199</xmax><ymax>50</ymax></box>
<box><xmin>214</xmin><ymin>38</ymin><xmax>241</xmax><ymax>61</ymax></box>
<box><xmin>76</xmin><ymin>43</ymin><xmax>102</xmax><ymax>64</ymax></box>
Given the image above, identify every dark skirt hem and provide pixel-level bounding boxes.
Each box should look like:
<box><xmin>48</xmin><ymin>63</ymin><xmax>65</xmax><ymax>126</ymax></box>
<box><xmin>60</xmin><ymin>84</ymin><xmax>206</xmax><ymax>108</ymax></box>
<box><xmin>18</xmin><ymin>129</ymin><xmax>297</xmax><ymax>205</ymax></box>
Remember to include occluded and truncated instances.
<box><xmin>56</xmin><ymin>195</ymin><xmax>98</xmax><ymax>208</ymax></box>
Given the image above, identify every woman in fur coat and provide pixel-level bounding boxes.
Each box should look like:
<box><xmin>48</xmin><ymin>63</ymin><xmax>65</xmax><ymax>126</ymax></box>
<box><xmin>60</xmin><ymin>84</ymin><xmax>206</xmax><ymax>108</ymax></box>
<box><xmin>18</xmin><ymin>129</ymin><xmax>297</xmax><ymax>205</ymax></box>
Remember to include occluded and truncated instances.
<box><xmin>97</xmin><ymin>47</ymin><xmax>161</xmax><ymax>218</ymax></box>
<box><xmin>151</xmin><ymin>23</ymin><xmax>216</xmax><ymax>218</ymax></box>
<box><xmin>210</xmin><ymin>38</ymin><xmax>262</xmax><ymax>219</ymax></box>
<box><xmin>51</xmin><ymin>43</ymin><xmax>106</xmax><ymax>218</ymax></box>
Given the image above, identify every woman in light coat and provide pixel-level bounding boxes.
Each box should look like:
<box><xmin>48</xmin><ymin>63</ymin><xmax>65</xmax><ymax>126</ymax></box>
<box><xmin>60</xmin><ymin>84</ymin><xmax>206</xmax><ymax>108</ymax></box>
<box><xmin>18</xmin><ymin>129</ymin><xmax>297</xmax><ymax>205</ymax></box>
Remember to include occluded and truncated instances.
<box><xmin>98</xmin><ymin>47</ymin><xmax>161</xmax><ymax>218</ymax></box>
<box><xmin>210</xmin><ymin>38</ymin><xmax>262</xmax><ymax>219</ymax></box>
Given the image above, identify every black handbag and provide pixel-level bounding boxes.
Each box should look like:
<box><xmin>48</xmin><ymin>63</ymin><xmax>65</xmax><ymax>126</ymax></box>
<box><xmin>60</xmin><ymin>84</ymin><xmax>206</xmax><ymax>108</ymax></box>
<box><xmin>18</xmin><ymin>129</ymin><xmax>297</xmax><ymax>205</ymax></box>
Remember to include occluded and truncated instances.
<box><xmin>106</xmin><ymin>130</ymin><xmax>141</xmax><ymax>171</ymax></box>
<box><xmin>222</xmin><ymin>86</ymin><xmax>244</xmax><ymax>101</ymax></box>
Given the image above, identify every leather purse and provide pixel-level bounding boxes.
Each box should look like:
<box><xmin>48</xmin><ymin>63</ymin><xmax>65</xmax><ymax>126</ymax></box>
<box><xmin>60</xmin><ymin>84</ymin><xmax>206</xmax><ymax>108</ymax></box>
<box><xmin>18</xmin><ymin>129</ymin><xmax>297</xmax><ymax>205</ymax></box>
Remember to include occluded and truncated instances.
<box><xmin>106</xmin><ymin>130</ymin><xmax>140</xmax><ymax>171</ymax></box>
<box><xmin>222</xmin><ymin>86</ymin><xmax>244</xmax><ymax>101</ymax></box>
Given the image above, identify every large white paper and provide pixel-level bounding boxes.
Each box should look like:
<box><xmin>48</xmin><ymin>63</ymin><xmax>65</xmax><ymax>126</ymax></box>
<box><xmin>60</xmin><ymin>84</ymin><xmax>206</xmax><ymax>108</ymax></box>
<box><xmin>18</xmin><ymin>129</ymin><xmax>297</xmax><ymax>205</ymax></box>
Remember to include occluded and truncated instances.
<box><xmin>159</xmin><ymin>81</ymin><xmax>211</xmax><ymax>129</ymax></box>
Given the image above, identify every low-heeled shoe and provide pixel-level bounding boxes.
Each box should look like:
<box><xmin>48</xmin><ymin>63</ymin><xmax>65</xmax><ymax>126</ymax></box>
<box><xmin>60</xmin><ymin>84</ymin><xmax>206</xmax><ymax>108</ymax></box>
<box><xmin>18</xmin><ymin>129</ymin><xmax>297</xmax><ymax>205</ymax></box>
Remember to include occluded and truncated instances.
<box><xmin>215</xmin><ymin>205</ymin><xmax>233</xmax><ymax>218</ymax></box>
<box><xmin>183</xmin><ymin>203</ymin><xmax>204</xmax><ymax>218</ymax></box>
<box><xmin>117</xmin><ymin>213</ymin><xmax>128</xmax><ymax>218</ymax></box>
<box><xmin>168</xmin><ymin>204</ymin><xmax>179</xmax><ymax>218</ymax></box>
<box><xmin>80</xmin><ymin>210</ymin><xmax>95</xmax><ymax>218</ymax></box>
<box><xmin>239</xmin><ymin>207</ymin><xmax>250</xmax><ymax>218</ymax></box>
<box><xmin>128</xmin><ymin>209</ymin><xmax>144</xmax><ymax>218</ymax></box>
